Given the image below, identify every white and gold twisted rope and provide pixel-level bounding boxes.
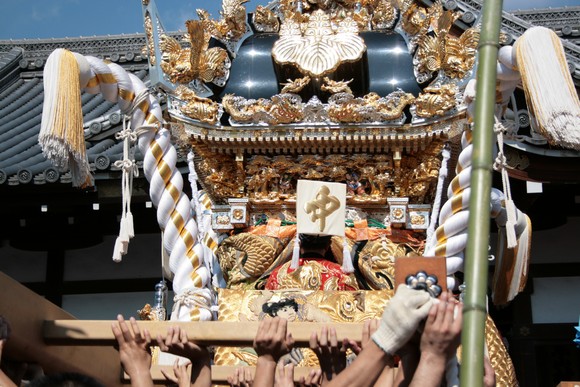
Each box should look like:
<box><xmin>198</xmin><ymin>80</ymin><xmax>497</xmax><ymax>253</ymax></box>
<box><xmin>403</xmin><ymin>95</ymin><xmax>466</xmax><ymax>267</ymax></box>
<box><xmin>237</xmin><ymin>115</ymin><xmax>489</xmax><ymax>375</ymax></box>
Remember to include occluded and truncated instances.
<box><xmin>41</xmin><ymin>49</ymin><xmax>213</xmax><ymax>323</ymax></box>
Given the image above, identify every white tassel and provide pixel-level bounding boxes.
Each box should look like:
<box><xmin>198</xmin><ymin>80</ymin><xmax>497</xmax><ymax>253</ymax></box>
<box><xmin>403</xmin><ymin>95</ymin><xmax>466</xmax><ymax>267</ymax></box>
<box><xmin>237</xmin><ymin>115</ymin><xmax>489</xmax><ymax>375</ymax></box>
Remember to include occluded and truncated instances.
<box><xmin>504</xmin><ymin>199</ymin><xmax>517</xmax><ymax>249</ymax></box>
<box><xmin>119</xmin><ymin>215</ymin><xmax>130</xmax><ymax>243</ymax></box>
<box><xmin>126</xmin><ymin>211</ymin><xmax>135</xmax><ymax>239</ymax></box>
<box><xmin>290</xmin><ymin>236</ymin><xmax>301</xmax><ymax>270</ymax></box>
<box><xmin>112</xmin><ymin>236</ymin><xmax>125</xmax><ymax>263</ymax></box>
<box><xmin>515</xmin><ymin>27</ymin><xmax>580</xmax><ymax>150</ymax></box>
<box><xmin>341</xmin><ymin>238</ymin><xmax>355</xmax><ymax>273</ymax></box>
<box><xmin>494</xmin><ymin>118</ymin><xmax>518</xmax><ymax>249</ymax></box>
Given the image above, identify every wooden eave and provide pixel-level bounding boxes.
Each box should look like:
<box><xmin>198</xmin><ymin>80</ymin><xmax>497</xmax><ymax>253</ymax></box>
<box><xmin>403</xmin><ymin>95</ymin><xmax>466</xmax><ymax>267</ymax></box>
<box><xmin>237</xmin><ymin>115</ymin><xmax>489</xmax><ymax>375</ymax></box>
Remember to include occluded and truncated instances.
<box><xmin>172</xmin><ymin>111</ymin><xmax>467</xmax><ymax>155</ymax></box>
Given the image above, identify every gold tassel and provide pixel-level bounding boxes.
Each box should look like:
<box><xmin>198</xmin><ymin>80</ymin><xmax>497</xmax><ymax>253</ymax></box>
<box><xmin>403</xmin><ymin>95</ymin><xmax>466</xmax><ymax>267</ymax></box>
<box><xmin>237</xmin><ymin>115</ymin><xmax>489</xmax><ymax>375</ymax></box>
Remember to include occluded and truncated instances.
<box><xmin>492</xmin><ymin>214</ymin><xmax>532</xmax><ymax>305</ymax></box>
<box><xmin>39</xmin><ymin>49</ymin><xmax>93</xmax><ymax>187</ymax></box>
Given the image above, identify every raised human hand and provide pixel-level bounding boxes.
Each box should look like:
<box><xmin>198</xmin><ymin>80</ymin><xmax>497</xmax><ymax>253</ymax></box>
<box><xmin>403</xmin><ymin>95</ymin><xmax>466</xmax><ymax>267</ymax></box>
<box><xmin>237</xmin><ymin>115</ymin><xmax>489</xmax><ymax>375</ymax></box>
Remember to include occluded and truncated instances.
<box><xmin>342</xmin><ymin>319</ymin><xmax>380</xmax><ymax>356</ymax></box>
<box><xmin>309</xmin><ymin>326</ymin><xmax>347</xmax><ymax>385</ymax></box>
<box><xmin>419</xmin><ymin>291</ymin><xmax>462</xmax><ymax>360</ymax></box>
<box><xmin>371</xmin><ymin>284</ymin><xmax>433</xmax><ymax>355</ymax></box>
<box><xmin>227</xmin><ymin>367</ymin><xmax>253</xmax><ymax>387</ymax></box>
<box><xmin>160</xmin><ymin>359</ymin><xmax>191</xmax><ymax>387</ymax></box>
<box><xmin>483</xmin><ymin>354</ymin><xmax>497</xmax><ymax>387</ymax></box>
<box><xmin>275</xmin><ymin>362</ymin><xmax>295</xmax><ymax>387</ymax></box>
<box><xmin>156</xmin><ymin>325</ymin><xmax>210</xmax><ymax>363</ymax></box>
<box><xmin>111</xmin><ymin>314</ymin><xmax>153</xmax><ymax>386</ymax></box>
<box><xmin>253</xmin><ymin>317</ymin><xmax>295</xmax><ymax>364</ymax></box>
<box><xmin>298</xmin><ymin>368</ymin><xmax>322</xmax><ymax>387</ymax></box>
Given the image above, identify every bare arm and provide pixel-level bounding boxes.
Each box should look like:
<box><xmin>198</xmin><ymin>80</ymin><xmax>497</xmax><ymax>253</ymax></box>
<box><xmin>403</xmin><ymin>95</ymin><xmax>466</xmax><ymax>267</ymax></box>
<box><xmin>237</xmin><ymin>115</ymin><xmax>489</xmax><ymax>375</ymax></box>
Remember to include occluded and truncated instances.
<box><xmin>111</xmin><ymin>315</ymin><xmax>154</xmax><ymax>387</ymax></box>
<box><xmin>344</xmin><ymin>319</ymin><xmax>396</xmax><ymax>387</ymax></box>
<box><xmin>326</xmin><ymin>340</ymin><xmax>392</xmax><ymax>387</ymax></box>
<box><xmin>156</xmin><ymin>326</ymin><xmax>211</xmax><ymax>387</ymax></box>
<box><xmin>409</xmin><ymin>293</ymin><xmax>462</xmax><ymax>387</ymax></box>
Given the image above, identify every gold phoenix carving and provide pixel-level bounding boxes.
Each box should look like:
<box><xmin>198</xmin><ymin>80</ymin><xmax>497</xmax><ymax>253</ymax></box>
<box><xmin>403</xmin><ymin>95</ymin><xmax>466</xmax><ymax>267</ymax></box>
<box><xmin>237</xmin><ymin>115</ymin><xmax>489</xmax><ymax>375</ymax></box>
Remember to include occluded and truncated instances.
<box><xmin>159</xmin><ymin>20</ymin><xmax>229</xmax><ymax>85</ymax></box>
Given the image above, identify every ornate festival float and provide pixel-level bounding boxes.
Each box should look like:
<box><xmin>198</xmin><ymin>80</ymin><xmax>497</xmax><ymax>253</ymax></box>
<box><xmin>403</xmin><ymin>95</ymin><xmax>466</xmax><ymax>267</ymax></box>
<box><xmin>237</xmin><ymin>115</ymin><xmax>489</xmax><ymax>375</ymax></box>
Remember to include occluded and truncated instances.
<box><xmin>36</xmin><ymin>0</ymin><xmax>580</xmax><ymax>384</ymax></box>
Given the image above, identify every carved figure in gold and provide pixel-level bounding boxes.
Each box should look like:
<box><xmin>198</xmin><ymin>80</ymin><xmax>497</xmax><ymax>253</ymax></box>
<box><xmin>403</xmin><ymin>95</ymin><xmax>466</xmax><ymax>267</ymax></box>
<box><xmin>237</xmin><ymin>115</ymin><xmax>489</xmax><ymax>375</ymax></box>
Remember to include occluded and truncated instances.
<box><xmin>357</xmin><ymin>239</ymin><xmax>404</xmax><ymax>290</ymax></box>
<box><xmin>442</xmin><ymin>28</ymin><xmax>479</xmax><ymax>78</ymax></box>
<box><xmin>222</xmin><ymin>94</ymin><xmax>304</xmax><ymax>125</ymax></box>
<box><xmin>321</xmin><ymin>77</ymin><xmax>354</xmax><ymax>95</ymax></box>
<box><xmin>279</xmin><ymin>0</ymin><xmax>305</xmax><ymax>22</ymax></box>
<box><xmin>328</xmin><ymin>91</ymin><xmax>415</xmax><ymax>123</ymax></box>
<box><xmin>415</xmin><ymin>6</ymin><xmax>478</xmax><ymax>79</ymax></box>
<box><xmin>272</xmin><ymin>10</ymin><xmax>366</xmax><ymax>77</ymax></box>
<box><xmin>400</xmin><ymin>0</ymin><xmax>431</xmax><ymax>36</ymax></box>
<box><xmin>281</xmin><ymin>76</ymin><xmax>311</xmax><ymax>94</ymax></box>
<box><xmin>159</xmin><ymin>20</ymin><xmax>229</xmax><ymax>85</ymax></box>
<box><xmin>197</xmin><ymin>0</ymin><xmax>249</xmax><ymax>41</ymax></box>
<box><xmin>372</xmin><ymin>0</ymin><xmax>398</xmax><ymax>30</ymax></box>
<box><xmin>414</xmin><ymin>84</ymin><xmax>457</xmax><ymax>118</ymax></box>
<box><xmin>248</xmin><ymin>167</ymin><xmax>280</xmax><ymax>199</ymax></box>
<box><xmin>174</xmin><ymin>85</ymin><xmax>221</xmax><ymax>125</ymax></box>
<box><xmin>304</xmin><ymin>185</ymin><xmax>341</xmax><ymax>232</ymax></box>
<box><xmin>253</xmin><ymin>5</ymin><xmax>280</xmax><ymax>32</ymax></box>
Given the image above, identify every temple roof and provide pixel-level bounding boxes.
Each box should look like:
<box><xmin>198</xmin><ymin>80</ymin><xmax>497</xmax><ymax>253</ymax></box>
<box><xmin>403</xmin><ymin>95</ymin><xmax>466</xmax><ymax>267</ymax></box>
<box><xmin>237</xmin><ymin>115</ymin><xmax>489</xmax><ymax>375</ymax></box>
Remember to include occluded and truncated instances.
<box><xmin>0</xmin><ymin>2</ymin><xmax>578</xmax><ymax>187</ymax></box>
<box><xmin>0</xmin><ymin>38</ymin><xmax>152</xmax><ymax>186</ymax></box>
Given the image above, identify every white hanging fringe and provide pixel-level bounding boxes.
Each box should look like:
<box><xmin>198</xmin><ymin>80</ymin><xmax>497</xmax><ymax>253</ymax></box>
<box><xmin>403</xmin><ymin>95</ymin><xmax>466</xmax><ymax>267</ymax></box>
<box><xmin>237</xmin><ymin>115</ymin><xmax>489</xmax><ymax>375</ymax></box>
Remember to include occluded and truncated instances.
<box><xmin>39</xmin><ymin>49</ymin><xmax>93</xmax><ymax>188</ymax></box>
<box><xmin>493</xmin><ymin>118</ymin><xmax>517</xmax><ymax>248</ymax></box>
<box><xmin>290</xmin><ymin>235</ymin><xmax>301</xmax><ymax>270</ymax></box>
<box><xmin>111</xmin><ymin>90</ymin><xmax>150</xmax><ymax>262</ymax></box>
<box><xmin>341</xmin><ymin>237</ymin><xmax>354</xmax><ymax>273</ymax></box>
<box><xmin>515</xmin><ymin>26</ymin><xmax>580</xmax><ymax>150</ymax></box>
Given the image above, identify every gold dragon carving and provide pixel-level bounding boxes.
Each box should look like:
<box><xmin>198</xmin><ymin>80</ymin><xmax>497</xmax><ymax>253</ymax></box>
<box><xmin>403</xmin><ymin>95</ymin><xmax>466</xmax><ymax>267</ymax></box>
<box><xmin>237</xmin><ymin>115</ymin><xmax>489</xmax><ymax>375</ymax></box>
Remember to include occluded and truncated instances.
<box><xmin>327</xmin><ymin>90</ymin><xmax>416</xmax><ymax>123</ymax></box>
<box><xmin>216</xmin><ymin>233</ymin><xmax>284</xmax><ymax>288</ymax></box>
<box><xmin>321</xmin><ymin>77</ymin><xmax>354</xmax><ymax>95</ymax></box>
<box><xmin>414</xmin><ymin>84</ymin><xmax>458</xmax><ymax>118</ymax></box>
<box><xmin>222</xmin><ymin>94</ymin><xmax>305</xmax><ymax>124</ymax></box>
<box><xmin>174</xmin><ymin>86</ymin><xmax>221</xmax><ymax>125</ymax></box>
<box><xmin>280</xmin><ymin>76</ymin><xmax>311</xmax><ymax>94</ymax></box>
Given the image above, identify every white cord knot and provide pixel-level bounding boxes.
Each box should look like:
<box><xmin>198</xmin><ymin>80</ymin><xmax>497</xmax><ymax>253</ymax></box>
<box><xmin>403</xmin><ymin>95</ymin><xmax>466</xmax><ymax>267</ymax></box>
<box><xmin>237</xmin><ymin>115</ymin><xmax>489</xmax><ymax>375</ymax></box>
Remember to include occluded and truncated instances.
<box><xmin>173</xmin><ymin>288</ymin><xmax>214</xmax><ymax>314</ymax></box>
<box><xmin>115</xmin><ymin>127</ymin><xmax>138</xmax><ymax>142</ymax></box>
<box><xmin>493</xmin><ymin>152</ymin><xmax>507</xmax><ymax>172</ymax></box>
<box><xmin>113</xmin><ymin>159</ymin><xmax>139</xmax><ymax>176</ymax></box>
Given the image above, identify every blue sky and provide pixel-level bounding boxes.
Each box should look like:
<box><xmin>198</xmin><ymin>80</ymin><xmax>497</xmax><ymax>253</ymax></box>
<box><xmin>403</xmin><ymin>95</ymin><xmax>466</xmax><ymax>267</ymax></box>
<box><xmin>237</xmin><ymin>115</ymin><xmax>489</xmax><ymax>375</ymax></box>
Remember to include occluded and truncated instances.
<box><xmin>0</xmin><ymin>0</ymin><xmax>578</xmax><ymax>40</ymax></box>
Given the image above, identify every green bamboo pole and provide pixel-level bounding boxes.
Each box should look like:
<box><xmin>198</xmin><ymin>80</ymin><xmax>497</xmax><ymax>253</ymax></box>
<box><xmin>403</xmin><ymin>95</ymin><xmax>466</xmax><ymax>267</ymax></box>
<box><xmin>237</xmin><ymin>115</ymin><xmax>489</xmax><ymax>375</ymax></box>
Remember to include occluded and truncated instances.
<box><xmin>460</xmin><ymin>1</ymin><xmax>503</xmax><ymax>386</ymax></box>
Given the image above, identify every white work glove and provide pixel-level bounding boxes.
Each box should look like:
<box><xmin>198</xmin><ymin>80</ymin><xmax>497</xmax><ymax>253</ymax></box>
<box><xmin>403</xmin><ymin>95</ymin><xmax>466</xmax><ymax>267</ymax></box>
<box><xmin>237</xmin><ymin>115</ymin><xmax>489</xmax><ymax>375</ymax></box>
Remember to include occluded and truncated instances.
<box><xmin>371</xmin><ymin>284</ymin><xmax>433</xmax><ymax>355</ymax></box>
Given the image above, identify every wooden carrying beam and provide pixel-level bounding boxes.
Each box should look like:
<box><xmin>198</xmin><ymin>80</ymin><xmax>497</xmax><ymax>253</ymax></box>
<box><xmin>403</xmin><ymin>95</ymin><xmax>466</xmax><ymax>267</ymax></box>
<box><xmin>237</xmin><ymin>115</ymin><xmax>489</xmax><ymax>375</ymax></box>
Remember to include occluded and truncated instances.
<box><xmin>0</xmin><ymin>272</ymin><xmax>124</xmax><ymax>387</ymax></box>
<box><xmin>44</xmin><ymin>320</ymin><xmax>365</xmax><ymax>346</ymax></box>
<box><xmin>125</xmin><ymin>365</ymin><xmax>320</xmax><ymax>383</ymax></box>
